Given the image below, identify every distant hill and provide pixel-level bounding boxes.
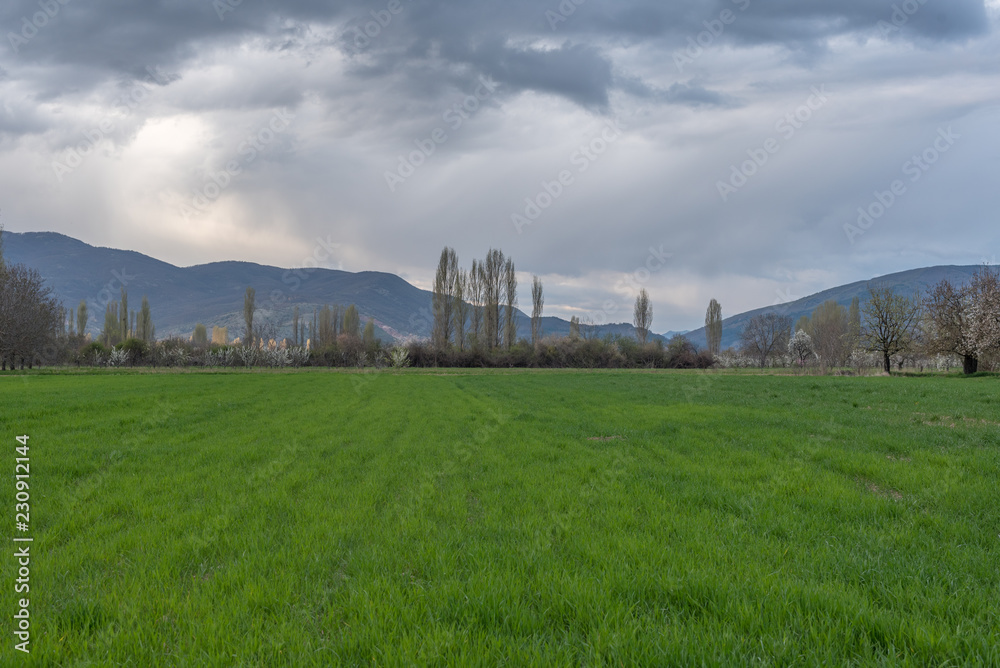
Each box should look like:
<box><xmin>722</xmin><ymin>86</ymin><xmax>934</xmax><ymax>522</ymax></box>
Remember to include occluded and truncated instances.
<box><xmin>683</xmin><ymin>265</ymin><xmax>983</xmax><ymax>351</ymax></box>
<box><xmin>2</xmin><ymin>231</ymin><xmax>664</xmax><ymax>344</ymax></box>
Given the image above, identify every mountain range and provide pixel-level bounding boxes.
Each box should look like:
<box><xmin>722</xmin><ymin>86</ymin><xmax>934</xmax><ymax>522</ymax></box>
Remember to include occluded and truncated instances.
<box><xmin>683</xmin><ymin>265</ymin><xmax>982</xmax><ymax>351</ymax></box>
<box><xmin>1</xmin><ymin>231</ymin><xmax>662</xmax><ymax>343</ymax></box>
<box><xmin>2</xmin><ymin>231</ymin><xmax>983</xmax><ymax>348</ymax></box>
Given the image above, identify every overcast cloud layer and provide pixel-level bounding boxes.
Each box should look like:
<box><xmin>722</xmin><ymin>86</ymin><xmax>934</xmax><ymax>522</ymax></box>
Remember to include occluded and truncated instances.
<box><xmin>2</xmin><ymin>0</ymin><xmax>999</xmax><ymax>331</ymax></box>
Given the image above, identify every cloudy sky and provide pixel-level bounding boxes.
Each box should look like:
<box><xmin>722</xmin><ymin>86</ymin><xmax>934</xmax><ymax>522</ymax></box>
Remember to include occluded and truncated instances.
<box><xmin>2</xmin><ymin>0</ymin><xmax>999</xmax><ymax>331</ymax></box>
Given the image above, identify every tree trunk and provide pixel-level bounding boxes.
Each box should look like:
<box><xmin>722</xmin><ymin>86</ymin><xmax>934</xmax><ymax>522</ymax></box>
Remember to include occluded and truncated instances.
<box><xmin>883</xmin><ymin>352</ymin><xmax>891</xmax><ymax>374</ymax></box>
<box><xmin>962</xmin><ymin>355</ymin><xmax>978</xmax><ymax>375</ymax></box>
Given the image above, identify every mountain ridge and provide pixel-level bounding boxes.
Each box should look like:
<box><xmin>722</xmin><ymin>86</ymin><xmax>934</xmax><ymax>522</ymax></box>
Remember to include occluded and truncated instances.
<box><xmin>3</xmin><ymin>231</ymin><xmax>983</xmax><ymax>348</ymax></box>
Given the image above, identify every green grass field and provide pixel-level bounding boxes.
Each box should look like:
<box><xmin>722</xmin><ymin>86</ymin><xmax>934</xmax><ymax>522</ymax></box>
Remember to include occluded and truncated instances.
<box><xmin>1</xmin><ymin>369</ymin><xmax>998</xmax><ymax>665</ymax></box>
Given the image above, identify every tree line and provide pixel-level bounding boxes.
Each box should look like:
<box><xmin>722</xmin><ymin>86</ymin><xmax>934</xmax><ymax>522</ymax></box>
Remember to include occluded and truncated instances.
<box><xmin>430</xmin><ymin>246</ymin><xmax>655</xmax><ymax>353</ymax></box>
<box><xmin>3</xmin><ymin>224</ymin><xmax>997</xmax><ymax>373</ymax></box>
<box><xmin>727</xmin><ymin>266</ymin><xmax>1000</xmax><ymax>374</ymax></box>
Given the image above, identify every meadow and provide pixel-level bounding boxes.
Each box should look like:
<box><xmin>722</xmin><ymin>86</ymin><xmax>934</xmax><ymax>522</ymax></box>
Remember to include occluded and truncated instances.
<box><xmin>1</xmin><ymin>368</ymin><xmax>998</xmax><ymax>666</ymax></box>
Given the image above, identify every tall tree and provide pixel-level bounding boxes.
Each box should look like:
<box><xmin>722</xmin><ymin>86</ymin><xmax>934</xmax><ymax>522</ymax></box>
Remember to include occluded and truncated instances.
<box><xmin>468</xmin><ymin>260</ymin><xmax>484</xmax><ymax>347</ymax></box>
<box><xmin>705</xmin><ymin>299</ymin><xmax>722</xmax><ymax>356</ymax></box>
<box><xmin>432</xmin><ymin>247</ymin><xmax>458</xmax><ymax>348</ymax></box>
<box><xmin>531</xmin><ymin>275</ymin><xmax>544</xmax><ymax>345</ymax></box>
<box><xmin>292</xmin><ymin>305</ymin><xmax>300</xmax><ymax>346</ymax></box>
<box><xmin>503</xmin><ymin>257</ymin><xmax>517</xmax><ymax>349</ymax></box>
<box><xmin>318</xmin><ymin>304</ymin><xmax>337</xmax><ymax>347</ymax></box>
<box><xmin>77</xmin><ymin>300</ymin><xmax>88</xmax><ymax>340</ymax></box>
<box><xmin>101</xmin><ymin>302</ymin><xmax>120</xmax><ymax>347</ymax></box>
<box><xmin>362</xmin><ymin>319</ymin><xmax>376</xmax><ymax>347</ymax></box>
<box><xmin>192</xmin><ymin>323</ymin><xmax>208</xmax><ymax>347</ymax></box>
<box><xmin>740</xmin><ymin>313</ymin><xmax>791</xmax><ymax>368</ymax></box>
<box><xmin>137</xmin><ymin>296</ymin><xmax>154</xmax><ymax>342</ymax></box>
<box><xmin>119</xmin><ymin>288</ymin><xmax>129</xmax><ymax>341</ymax></box>
<box><xmin>569</xmin><ymin>316</ymin><xmax>581</xmax><ymax>340</ymax></box>
<box><xmin>810</xmin><ymin>300</ymin><xmax>849</xmax><ymax>368</ymax></box>
<box><xmin>861</xmin><ymin>284</ymin><xmax>921</xmax><ymax>374</ymax></box>
<box><xmin>342</xmin><ymin>304</ymin><xmax>361</xmax><ymax>339</ymax></box>
<box><xmin>453</xmin><ymin>268</ymin><xmax>468</xmax><ymax>351</ymax></box>
<box><xmin>243</xmin><ymin>286</ymin><xmax>256</xmax><ymax>347</ymax></box>
<box><xmin>482</xmin><ymin>249</ymin><xmax>504</xmax><ymax>350</ymax></box>
<box><xmin>633</xmin><ymin>289</ymin><xmax>652</xmax><ymax>344</ymax></box>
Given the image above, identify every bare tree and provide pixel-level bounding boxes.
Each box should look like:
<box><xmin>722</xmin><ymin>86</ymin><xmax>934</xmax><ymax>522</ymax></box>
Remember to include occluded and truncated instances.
<box><xmin>705</xmin><ymin>298</ymin><xmax>722</xmax><ymax>356</ymax></box>
<box><xmin>468</xmin><ymin>260</ymin><xmax>484</xmax><ymax>347</ymax></box>
<box><xmin>432</xmin><ymin>247</ymin><xmax>458</xmax><ymax>348</ymax></box>
<box><xmin>633</xmin><ymin>289</ymin><xmax>652</xmax><ymax>344</ymax></box>
<box><xmin>243</xmin><ymin>286</ymin><xmax>256</xmax><ymax>347</ymax></box>
<box><xmin>482</xmin><ymin>249</ymin><xmax>504</xmax><ymax>349</ymax></box>
<box><xmin>453</xmin><ymin>268</ymin><xmax>468</xmax><ymax>351</ymax></box>
<box><xmin>503</xmin><ymin>257</ymin><xmax>517</xmax><ymax>349</ymax></box>
<box><xmin>531</xmin><ymin>275</ymin><xmax>544</xmax><ymax>345</ymax></box>
<box><xmin>0</xmin><ymin>263</ymin><xmax>61</xmax><ymax>369</ymax></box>
<box><xmin>569</xmin><ymin>316</ymin><xmax>581</xmax><ymax>340</ymax></box>
<box><xmin>861</xmin><ymin>283</ymin><xmax>921</xmax><ymax>374</ymax></box>
<box><xmin>740</xmin><ymin>313</ymin><xmax>791</xmax><ymax>368</ymax></box>
<box><xmin>810</xmin><ymin>300</ymin><xmax>849</xmax><ymax>368</ymax></box>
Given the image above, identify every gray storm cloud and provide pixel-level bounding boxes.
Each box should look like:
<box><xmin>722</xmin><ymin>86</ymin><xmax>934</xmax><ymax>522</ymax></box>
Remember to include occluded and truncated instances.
<box><xmin>1</xmin><ymin>0</ymin><xmax>998</xmax><ymax>330</ymax></box>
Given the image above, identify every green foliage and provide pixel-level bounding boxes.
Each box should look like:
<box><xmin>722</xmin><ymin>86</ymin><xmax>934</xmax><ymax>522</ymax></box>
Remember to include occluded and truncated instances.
<box><xmin>118</xmin><ymin>337</ymin><xmax>150</xmax><ymax>362</ymax></box>
<box><xmin>342</xmin><ymin>304</ymin><xmax>360</xmax><ymax>338</ymax></box>
<box><xmin>192</xmin><ymin>323</ymin><xmax>208</xmax><ymax>347</ymax></box>
<box><xmin>362</xmin><ymin>319</ymin><xmax>376</xmax><ymax>347</ymax></box>
<box><xmin>0</xmin><ymin>372</ymin><xmax>998</xmax><ymax>664</ymax></box>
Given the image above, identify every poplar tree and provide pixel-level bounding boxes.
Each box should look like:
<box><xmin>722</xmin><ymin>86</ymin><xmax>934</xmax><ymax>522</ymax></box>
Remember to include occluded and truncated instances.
<box><xmin>243</xmin><ymin>287</ymin><xmax>256</xmax><ymax>347</ymax></box>
<box><xmin>705</xmin><ymin>299</ymin><xmax>722</xmax><ymax>356</ymax></box>
<box><xmin>634</xmin><ymin>289</ymin><xmax>652</xmax><ymax>344</ymax></box>
<box><xmin>531</xmin><ymin>275</ymin><xmax>544</xmax><ymax>345</ymax></box>
<box><xmin>77</xmin><ymin>300</ymin><xmax>88</xmax><ymax>339</ymax></box>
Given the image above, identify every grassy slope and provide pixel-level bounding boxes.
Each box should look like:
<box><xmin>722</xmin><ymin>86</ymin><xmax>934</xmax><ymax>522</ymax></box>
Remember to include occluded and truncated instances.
<box><xmin>1</xmin><ymin>370</ymin><xmax>998</xmax><ymax>665</ymax></box>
